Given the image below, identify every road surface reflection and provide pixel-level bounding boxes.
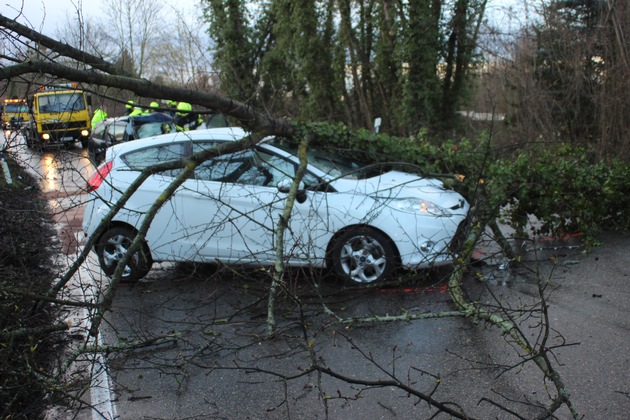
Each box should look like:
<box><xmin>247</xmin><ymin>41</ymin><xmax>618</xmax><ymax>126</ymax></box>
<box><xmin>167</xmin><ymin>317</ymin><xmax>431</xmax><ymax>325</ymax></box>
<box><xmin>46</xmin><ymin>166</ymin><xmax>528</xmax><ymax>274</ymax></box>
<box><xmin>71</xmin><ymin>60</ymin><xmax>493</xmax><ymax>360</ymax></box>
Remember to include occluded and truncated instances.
<box><xmin>2</xmin><ymin>129</ymin><xmax>94</xmax><ymax>253</ymax></box>
<box><xmin>1</xmin><ymin>130</ymin><xmax>95</xmax><ymax>194</ymax></box>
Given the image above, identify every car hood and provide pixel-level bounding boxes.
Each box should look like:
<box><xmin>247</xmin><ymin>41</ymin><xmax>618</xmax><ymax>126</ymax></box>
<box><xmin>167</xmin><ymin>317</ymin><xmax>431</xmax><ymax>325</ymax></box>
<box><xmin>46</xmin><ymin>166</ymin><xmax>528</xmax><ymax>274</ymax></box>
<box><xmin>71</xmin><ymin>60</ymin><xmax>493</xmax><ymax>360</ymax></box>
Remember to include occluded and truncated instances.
<box><xmin>330</xmin><ymin>170</ymin><xmax>467</xmax><ymax>210</ymax></box>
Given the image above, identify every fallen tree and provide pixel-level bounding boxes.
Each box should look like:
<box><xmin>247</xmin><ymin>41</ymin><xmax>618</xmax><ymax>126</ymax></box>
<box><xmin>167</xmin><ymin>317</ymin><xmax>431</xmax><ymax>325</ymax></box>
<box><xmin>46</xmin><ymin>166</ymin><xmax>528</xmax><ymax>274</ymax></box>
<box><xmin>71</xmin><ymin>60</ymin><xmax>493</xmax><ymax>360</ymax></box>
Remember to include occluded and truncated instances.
<box><xmin>1</xmin><ymin>12</ymin><xmax>615</xmax><ymax>418</ymax></box>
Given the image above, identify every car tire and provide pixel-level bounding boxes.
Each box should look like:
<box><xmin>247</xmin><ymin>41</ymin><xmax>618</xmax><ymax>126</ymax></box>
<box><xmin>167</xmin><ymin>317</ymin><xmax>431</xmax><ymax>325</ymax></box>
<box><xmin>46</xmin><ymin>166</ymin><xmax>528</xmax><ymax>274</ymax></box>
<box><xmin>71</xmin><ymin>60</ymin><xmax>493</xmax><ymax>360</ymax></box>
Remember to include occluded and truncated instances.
<box><xmin>329</xmin><ymin>227</ymin><xmax>396</xmax><ymax>284</ymax></box>
<box><xmin>95</xmin><ymin>225</ymin><xmax>153</xmax><ymax>282</ymax></box>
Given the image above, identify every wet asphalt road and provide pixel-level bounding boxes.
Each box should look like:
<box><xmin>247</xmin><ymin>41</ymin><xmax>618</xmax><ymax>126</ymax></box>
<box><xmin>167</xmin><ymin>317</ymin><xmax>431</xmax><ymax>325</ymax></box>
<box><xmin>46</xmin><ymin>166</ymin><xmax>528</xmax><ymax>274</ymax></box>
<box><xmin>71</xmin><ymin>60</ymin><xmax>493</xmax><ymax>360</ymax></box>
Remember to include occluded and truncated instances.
<box><xmin>6</xmin><ymin>131</ymin><xmax>629</xmax><ymax>419</ymax></box>
<box><xmin>85</xmin><ymin>235</ymin><xmax>628</xmax><ymax>419</ymax></box>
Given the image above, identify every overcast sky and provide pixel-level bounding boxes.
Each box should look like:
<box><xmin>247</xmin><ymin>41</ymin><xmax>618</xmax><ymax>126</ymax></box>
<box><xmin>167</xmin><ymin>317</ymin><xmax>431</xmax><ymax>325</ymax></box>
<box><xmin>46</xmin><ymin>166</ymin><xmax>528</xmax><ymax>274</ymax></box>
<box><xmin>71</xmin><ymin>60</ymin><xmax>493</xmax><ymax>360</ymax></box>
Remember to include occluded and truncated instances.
<box><xmin>4</xmin><ymin>0</ymin><xmax>530</xmax><ymax>38</ymax></box>
<box><xmin>4</xmin><ymin>0</ymin><xmax>200</xmax><ymax>35</ymax></box>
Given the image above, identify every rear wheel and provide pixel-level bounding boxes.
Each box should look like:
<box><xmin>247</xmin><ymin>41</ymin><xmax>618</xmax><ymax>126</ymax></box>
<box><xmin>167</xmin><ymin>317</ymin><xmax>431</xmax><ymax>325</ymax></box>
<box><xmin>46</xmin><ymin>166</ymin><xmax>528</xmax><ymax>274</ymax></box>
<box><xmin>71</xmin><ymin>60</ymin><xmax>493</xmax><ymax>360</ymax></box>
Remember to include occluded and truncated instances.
<box><xmin>95</xmin><ymin>226</ymin><xmax>153</xmax><ymax>282</ymax></box>
<box><xmin>329</xmin><ymin>227</ymin><xmax>396</xmax><ymax>284</ymax></box>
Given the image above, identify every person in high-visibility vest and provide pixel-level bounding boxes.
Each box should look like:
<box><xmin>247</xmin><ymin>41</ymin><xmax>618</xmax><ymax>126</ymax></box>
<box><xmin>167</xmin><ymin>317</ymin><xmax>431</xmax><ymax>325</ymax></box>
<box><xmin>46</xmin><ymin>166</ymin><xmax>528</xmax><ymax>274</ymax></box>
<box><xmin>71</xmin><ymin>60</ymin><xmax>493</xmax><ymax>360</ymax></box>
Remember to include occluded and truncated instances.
<box><xmin>174</xmin><ymin>101</ymin><xmax>205</xmax><ymax>131</ymax></box>
<box><xmin>166</xmin><ymin>99</ymin><xmax>178</xmax><ymax>116</ymax></box>
<box><xmin>143</xmin><ymin>101</ymin><xmax>159</xmax><ymax>115</ymax></box>
<box><xmin>125</xmin><ymin>100</ymin><xmax>142</xmax><ymax>117</ymax></box>
<box><xmin>175</xmin><ymin>101</ymin><xmax>194</xmax><ymax>131</ymax></box>
<box><xmin>91</xmin><ymin>108</ymin><xmax>107</xmax><ymax>127</ymax></box>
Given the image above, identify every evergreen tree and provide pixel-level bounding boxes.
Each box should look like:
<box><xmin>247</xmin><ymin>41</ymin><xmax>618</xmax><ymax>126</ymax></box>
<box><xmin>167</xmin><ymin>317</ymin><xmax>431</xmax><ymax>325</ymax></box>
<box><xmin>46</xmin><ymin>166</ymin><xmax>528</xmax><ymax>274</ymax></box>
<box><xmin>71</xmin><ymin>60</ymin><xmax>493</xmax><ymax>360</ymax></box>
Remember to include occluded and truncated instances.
<box><xmin>203</xmin><ymin>0</ymin><xmax>488</xmax><ymax>136</ymax></box>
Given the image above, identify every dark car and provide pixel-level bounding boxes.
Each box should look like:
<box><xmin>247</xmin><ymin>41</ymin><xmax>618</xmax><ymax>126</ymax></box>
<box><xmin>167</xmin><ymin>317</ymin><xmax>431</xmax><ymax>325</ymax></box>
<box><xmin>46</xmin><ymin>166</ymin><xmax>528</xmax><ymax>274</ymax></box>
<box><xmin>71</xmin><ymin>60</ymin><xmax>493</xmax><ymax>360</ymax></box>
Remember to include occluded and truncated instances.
<box><xmin>88</xmin><ymin>112</ymin><xmax>176</xmax><ymax>165</ymax></box>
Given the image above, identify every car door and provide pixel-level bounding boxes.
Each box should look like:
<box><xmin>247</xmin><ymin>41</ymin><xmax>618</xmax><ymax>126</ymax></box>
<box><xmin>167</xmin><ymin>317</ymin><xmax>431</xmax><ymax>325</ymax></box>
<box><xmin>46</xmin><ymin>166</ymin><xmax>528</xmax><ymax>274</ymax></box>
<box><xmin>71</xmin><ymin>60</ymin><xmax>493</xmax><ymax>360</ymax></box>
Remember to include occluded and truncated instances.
<box><xmin>177</xmin><ymin>142</ymin><xmax>334</xmax><ymax>265</ymax></box>
<box><xmin>118</xmin><ymin>140</ymin><xmax>188</xmax><ymax>261</ymax></box>
<box><xmin>255</xmin><ymin>149</ymin><xmax>337</xmax><ymax>266</ymax></box>
<box><xmin>175</xmin><ymin>142</ymin><xmax>277</xmax><ymax>263</ymax></box>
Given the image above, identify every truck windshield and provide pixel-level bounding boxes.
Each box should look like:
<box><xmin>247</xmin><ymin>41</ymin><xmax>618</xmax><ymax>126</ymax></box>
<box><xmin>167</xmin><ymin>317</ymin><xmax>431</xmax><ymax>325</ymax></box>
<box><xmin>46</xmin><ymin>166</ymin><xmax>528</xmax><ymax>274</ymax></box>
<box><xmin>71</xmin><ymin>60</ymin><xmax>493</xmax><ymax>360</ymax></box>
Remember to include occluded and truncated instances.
<box><xmin>4</xmin><ymin>103</ymin><xmax>28</xmax><ymax>113</ymax></box>
<box><xmin>38</xmin><ymin>93</ymin><xmax>86</xmax><ymax>113</ymax></box>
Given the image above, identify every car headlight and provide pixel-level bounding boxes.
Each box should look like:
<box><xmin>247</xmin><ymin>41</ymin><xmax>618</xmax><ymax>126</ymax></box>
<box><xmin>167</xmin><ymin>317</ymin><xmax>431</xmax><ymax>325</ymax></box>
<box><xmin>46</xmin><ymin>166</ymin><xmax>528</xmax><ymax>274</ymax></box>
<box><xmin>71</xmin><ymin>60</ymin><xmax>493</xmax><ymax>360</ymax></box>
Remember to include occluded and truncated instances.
<box><xmin>388</xmin><ymin>198</ymin><xmax>450</xmax><ymax>216</ymax></box>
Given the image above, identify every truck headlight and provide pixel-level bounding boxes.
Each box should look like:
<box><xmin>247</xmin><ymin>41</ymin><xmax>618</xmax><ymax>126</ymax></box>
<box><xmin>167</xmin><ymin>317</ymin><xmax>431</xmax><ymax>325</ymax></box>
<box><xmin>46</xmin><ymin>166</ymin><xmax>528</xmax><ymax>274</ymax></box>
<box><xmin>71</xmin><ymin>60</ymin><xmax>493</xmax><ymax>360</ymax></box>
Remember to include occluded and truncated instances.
<box><xmin>42</xmin><ymin>133</ymin><xmax>50</xmax><ymax>140</ymax></box>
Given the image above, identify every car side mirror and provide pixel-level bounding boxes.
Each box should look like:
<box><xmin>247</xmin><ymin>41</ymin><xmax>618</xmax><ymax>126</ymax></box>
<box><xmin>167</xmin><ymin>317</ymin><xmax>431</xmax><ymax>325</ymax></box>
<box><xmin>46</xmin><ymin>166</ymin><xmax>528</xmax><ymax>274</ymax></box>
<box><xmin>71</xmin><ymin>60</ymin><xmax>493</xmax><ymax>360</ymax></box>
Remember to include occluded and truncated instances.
<box><xmin>276</xmin><ymin>178</ymin><xmax>307</xmax><ymax>204</ymax></box>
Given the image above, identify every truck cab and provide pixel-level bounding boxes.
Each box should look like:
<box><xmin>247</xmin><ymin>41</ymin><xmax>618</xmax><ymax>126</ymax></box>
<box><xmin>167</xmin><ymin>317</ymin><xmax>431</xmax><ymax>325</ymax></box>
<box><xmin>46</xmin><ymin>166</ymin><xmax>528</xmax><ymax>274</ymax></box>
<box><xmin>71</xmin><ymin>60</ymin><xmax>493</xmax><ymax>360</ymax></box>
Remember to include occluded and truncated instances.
<box><xmin>2</xmin><ymin>98</ymin><xmax>30</xmax><ymax>130</ymax></box>
<box><xmin>25</xmin><ymin>84</ymin><xmax>91</xmax><ymax>148</ymax></box>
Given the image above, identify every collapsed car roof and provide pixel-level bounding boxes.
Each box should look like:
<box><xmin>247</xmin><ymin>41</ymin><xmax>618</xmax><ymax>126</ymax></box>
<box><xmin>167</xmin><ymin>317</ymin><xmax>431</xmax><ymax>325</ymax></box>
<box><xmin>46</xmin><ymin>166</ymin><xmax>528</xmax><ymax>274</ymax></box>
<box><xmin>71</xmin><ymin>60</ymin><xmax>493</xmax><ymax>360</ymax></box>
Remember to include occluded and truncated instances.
<box><xmin>128</xmin><ymin>112</ymin><xmax>174</xmax><ymax>124</ymax></box>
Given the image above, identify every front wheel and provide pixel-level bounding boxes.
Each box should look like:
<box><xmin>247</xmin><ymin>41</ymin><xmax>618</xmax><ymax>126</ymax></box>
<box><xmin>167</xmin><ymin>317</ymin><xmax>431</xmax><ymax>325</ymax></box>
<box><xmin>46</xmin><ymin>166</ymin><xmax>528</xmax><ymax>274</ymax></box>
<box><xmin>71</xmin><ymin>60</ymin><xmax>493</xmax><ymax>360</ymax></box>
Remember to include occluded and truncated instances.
<box><xmin>95</xmin><ymin>226</ymin><xmax>153</xmax><ymax>282</ymax></box>
<box><xmin>329</xmin><ymin>227</ymin><xmax>396</xmax><ymax>284</ymax></box>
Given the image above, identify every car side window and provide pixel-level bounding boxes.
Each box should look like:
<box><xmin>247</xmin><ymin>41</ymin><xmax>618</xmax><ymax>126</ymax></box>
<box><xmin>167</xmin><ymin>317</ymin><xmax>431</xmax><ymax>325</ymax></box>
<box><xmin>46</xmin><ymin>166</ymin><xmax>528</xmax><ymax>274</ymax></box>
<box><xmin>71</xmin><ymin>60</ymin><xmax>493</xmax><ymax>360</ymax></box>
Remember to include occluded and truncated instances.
<box><xmin>92</xmin><ymin>123</ymin><xmax>106</xmax><ymax>139</ymax></box>
<box><xmin>257</xmin><ymin>150</ymin><xmax>321</xmax><ymax>189</ymax></box>
<box><xmin>195</xmin><ymin>149</ymin><xmax>267</xmax><ymax>185</ymax></box>
<box><xmin>255</xmin><ymin>150</ymin><xmax>293</xmax><ymax>185</ymax></box>
<box><xmin>191</xmin><ymin>141</ymin><xmax>221</xmax><ymax>155</ymax></box>
<box><xmin>192</xmin><ymin>141</ymin><xmax>224</xmax><ymax>181</ymax></box>
<box><xmin>122</xmin><ymin>142</ymin><xmax>186</xmax><ymax>177</ymax></box>
<box><xmin>192</xmin><ymin>143</ymin><xmax>322</xmax><ymax>189</ymax></box>
<box><xmin>108</xmin><ymin>123</ymin><xmax>127</xmax><ymax>142</ymax></box>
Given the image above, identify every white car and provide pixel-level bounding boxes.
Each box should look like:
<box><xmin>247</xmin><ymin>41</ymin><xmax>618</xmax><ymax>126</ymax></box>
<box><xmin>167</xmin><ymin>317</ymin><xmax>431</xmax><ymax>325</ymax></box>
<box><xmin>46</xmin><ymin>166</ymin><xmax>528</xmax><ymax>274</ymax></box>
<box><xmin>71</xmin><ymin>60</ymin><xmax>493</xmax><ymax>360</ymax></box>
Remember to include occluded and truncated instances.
<box><xmin>83</xmin><ymin>127</ymin><xmax>470</xmax><ymax>284</ymax></box>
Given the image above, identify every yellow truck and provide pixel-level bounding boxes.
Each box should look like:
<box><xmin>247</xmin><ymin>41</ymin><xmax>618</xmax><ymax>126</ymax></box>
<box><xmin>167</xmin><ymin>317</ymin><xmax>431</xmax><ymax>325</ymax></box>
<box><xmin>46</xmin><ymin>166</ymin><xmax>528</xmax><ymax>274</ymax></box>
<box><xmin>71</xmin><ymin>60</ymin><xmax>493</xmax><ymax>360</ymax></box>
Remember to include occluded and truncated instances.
<box><xmin>25</xmin><ymin>84</ymin><xmax>92</xmax><ymax>148</ymax></box>
<box><xmin>2</xmin><ymin>98</ymin><xmax>30</xmax><ymax>130</ymax></box>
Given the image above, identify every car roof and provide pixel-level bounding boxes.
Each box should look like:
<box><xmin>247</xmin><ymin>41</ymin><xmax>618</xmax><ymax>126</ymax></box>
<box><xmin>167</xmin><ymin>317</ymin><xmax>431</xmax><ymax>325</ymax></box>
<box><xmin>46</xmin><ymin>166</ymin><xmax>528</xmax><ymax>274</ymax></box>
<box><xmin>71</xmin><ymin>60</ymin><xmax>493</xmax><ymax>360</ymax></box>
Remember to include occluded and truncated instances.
<box><xmin>93</xmin><ymin>116</ymin><xmax>128</xmax><ymax>130</ymax></box>
<box><xmin>96</xmin><ymin>112</ymin><xmax>174</xmax><ymax>126</ymax></box>
<box><xmin>101</xmin><ymin>116</ymin><xmax>129</xmax><ymax>124</ymax></box>
<box><xmin>107</xmin><ymin>127</ymin><xmax>249</xmax><ymax>156</ymax></box>
<box><xmin>129</xmin><ymin>112</ymin><xmax>174</xmax><ymax>123</ymax></box>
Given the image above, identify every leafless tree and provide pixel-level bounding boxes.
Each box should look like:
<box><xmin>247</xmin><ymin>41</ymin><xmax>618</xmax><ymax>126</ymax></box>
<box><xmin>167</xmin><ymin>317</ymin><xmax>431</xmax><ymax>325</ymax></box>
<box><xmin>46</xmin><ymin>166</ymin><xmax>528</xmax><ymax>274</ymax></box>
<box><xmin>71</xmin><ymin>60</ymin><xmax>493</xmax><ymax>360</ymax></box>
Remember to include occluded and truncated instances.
<box><xmin>101</xmin><ymin>0</ymin><xmax>166</xmax><ymax>78</ymax></box>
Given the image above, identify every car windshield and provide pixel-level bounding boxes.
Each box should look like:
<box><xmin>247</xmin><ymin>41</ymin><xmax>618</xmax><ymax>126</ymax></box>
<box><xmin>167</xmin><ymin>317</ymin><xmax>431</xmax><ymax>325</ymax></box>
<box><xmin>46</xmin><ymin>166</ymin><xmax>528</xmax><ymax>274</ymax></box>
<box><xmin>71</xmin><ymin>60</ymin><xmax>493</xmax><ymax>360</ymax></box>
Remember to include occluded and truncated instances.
<box><xmin>38</xmin><ymin>93</ymin><xmax>86</xmax><ymax>113</ymax></box>
<box><xmin>136</xmin><ymin>122</ymin><xmax>171</xmax><ymax>138</ymax></box>
<box><xmin>266</xmin><ymin>138</ymin><xmax>386</xmax><ymax>180</ymax></box>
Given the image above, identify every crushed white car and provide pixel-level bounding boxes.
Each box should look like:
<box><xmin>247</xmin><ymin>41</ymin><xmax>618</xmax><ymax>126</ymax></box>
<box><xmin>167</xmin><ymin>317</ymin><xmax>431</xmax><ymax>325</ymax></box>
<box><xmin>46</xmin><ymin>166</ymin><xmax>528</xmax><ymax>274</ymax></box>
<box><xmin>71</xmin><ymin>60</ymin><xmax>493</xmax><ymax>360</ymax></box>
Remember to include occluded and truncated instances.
<box><xmin>83</xmin><ymin>127</ymin><xmax>469</xmax><ymax>284</ymax></box>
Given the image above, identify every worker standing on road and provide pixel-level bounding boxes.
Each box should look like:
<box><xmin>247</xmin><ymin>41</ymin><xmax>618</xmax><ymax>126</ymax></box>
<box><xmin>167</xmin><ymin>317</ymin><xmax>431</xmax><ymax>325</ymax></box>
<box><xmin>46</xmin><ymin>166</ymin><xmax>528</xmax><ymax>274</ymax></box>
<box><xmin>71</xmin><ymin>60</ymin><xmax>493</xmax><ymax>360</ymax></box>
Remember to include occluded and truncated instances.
<box><xmin>143</xmin><ymin>101</ymin><xmax>159</xmax><ymax>115</ymax></box>
<box><xmin>176</xmin><ymin>101</ymin><xmax>192</xmax><ymax>114</ymax></box>
<box><xmin>166</xmin><ymin>100</ymin><xmax>178</xmax><ymax>116</ymax></box>
<box><xmin>175</xmin><ymin>101</ymin><xmax>194</xmax><ymax>131</ymax></box>
<box><xmin>91</xmin><ymin>108</ymin><xmax>107</xmax><ymax>127</ymax></box>
<box><xmin>174</xmin><ymin>101</ymin><xmax>204</xmax><ymax>131</ymax></box>
<box><xmin>125</xmin><ymin>100</ymin><xmax>143</xmax><ymax>117</ymax></box>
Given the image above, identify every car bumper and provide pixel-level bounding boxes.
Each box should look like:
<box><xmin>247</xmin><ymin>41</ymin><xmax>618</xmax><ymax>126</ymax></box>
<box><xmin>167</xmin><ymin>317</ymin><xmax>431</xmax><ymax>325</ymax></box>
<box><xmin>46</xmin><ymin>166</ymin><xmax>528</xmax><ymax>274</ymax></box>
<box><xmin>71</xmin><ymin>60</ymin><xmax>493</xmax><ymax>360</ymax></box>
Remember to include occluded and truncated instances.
<box><xmin>376</xmin><ymin>209</ymin><xmax>469</xmax><ymax>270</ymax></box>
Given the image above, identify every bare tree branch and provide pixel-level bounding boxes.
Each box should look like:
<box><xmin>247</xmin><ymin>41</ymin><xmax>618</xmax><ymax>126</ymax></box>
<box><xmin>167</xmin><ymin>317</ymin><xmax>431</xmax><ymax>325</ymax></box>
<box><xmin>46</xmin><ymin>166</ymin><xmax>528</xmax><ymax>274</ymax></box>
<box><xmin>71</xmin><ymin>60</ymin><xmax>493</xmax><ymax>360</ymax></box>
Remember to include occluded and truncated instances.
<box><xmin>0</xmin><ymin>14</ymin><xmax>294</xmax><ymax>136</ymax></box>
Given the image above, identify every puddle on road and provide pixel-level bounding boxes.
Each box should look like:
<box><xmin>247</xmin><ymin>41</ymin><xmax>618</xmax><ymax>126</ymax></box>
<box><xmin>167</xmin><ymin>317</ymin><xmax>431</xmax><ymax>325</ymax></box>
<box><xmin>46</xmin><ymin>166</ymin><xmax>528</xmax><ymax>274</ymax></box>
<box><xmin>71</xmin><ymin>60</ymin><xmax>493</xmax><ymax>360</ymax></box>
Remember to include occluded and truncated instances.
<box><xmin>473</xmin><ymin>234</ymin><xmax>583</xmax><ymax>288</ymax></box>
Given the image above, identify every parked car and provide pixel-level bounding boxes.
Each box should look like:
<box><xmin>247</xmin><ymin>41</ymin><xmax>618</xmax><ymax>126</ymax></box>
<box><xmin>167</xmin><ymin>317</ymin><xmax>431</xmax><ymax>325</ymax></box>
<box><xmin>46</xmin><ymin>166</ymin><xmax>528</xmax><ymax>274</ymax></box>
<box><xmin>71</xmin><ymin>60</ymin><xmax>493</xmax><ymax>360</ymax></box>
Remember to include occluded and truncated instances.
<box><xmin>87</xmin><ymin>112</ymin><xmax>176</xmax><ymax>165</ymax></box>
<box><xmin>83</xmin><ymin>127</ymin><xmax>470</xmax><ymax>284</ymax></box>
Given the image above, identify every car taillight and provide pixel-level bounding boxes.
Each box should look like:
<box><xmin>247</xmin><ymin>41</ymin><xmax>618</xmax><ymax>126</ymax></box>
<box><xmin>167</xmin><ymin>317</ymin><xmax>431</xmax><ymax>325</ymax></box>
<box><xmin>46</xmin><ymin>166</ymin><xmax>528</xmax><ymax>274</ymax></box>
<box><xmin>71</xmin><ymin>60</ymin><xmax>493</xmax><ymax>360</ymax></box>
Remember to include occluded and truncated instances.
<box><xmin>87</xmin><ymin>161</ymin><xmax>113</xmax><ymax>192</ymax></box>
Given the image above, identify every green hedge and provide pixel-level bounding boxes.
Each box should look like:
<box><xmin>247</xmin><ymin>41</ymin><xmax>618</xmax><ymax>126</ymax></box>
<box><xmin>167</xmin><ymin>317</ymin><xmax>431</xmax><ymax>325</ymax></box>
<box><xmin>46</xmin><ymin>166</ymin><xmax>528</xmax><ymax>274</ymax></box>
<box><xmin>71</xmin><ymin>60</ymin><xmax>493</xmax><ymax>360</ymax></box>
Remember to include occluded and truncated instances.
<box><xmin>297</xmin><ymin>121</ymin><xmax>630</xmax><ymax>245</ymax></box>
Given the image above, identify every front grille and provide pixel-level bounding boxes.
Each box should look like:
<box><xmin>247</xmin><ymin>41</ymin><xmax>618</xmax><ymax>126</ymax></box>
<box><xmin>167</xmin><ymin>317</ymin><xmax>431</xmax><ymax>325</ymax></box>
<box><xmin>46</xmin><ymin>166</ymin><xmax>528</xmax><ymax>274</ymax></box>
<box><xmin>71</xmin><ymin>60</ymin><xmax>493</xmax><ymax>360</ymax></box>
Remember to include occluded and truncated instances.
<box><xmin>42</xmin><ymin>121</ymin><xmax>86</xmax><ymax>131</ymax></box>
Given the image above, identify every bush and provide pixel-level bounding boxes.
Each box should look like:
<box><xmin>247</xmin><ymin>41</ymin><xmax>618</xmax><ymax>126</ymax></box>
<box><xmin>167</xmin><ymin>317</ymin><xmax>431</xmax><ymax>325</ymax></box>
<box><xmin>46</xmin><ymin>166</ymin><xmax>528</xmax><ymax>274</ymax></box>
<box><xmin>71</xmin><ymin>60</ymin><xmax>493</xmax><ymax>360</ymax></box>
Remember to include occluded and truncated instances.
<box><xmin>0</xmin><ymin>156</ymin><xmax>61</xmax><ymax>419</ymax></box>
<box><xmin>299</xmin><ymin>121</ymin><xmax>630</xmax><ymax>245</ymax></box>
